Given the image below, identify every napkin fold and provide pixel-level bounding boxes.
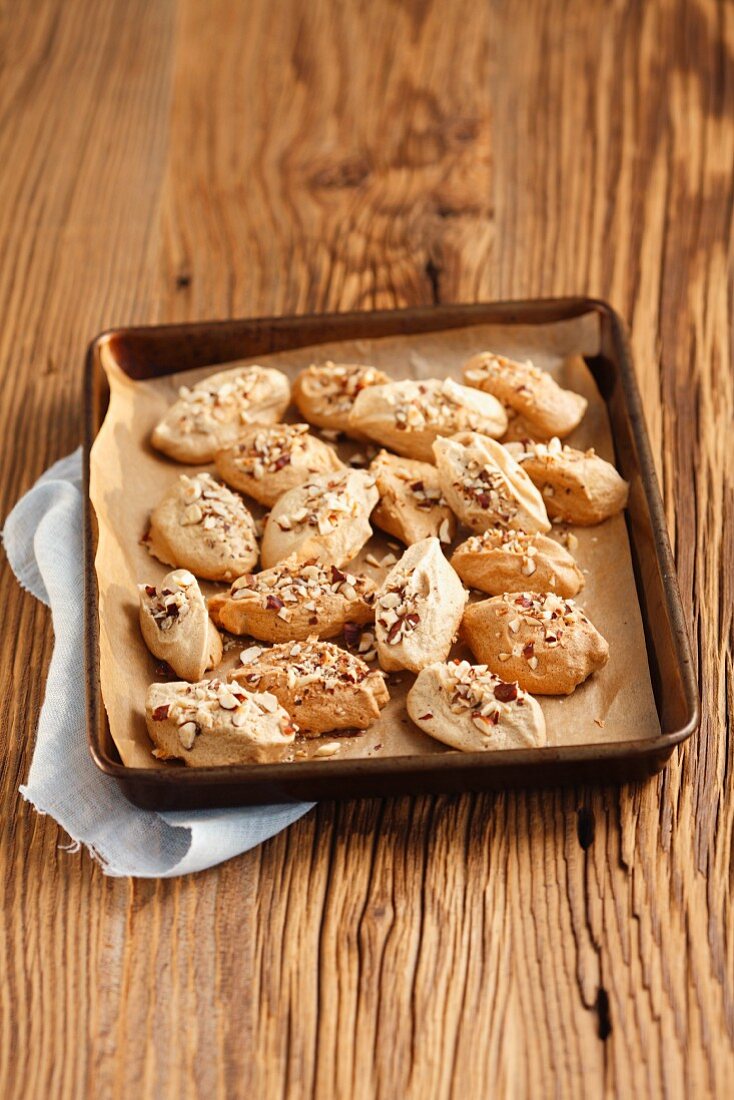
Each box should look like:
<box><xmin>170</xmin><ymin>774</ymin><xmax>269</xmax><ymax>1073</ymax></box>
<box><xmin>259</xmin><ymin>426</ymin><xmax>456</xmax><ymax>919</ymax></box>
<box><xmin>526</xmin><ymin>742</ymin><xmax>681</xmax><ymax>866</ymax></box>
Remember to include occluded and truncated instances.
<box><xmin>2</xmin><ymin>450</ymin><xmax>314</xmax><ymax>877</ymax></box>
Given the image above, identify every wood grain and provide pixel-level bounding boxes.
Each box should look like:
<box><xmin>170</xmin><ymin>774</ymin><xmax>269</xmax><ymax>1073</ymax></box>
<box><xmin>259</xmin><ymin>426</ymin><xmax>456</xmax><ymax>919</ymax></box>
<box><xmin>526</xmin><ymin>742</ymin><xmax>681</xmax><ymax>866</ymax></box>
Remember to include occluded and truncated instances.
<box><xmin>0</xmin><ymin>0</ymin><xmax>732</xmax><ymax>1096</ymax></box>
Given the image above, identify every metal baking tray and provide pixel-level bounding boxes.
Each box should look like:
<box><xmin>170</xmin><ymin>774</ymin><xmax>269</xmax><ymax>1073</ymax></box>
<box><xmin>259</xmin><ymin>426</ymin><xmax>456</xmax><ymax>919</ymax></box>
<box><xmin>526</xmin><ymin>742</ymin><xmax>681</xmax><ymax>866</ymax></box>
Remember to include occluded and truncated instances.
<box><xmin>83</xmin><ymin>299</ymin><xmax>699</xmax><ymax>809</ymax></box>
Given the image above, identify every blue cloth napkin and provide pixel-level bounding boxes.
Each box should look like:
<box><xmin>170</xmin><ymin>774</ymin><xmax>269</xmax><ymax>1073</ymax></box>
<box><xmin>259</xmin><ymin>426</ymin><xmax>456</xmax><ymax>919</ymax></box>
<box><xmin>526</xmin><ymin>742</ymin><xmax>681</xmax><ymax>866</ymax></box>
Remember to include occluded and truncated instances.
<box><xmin>3</xmin><ymin>450</ymin><xmax>314</xmax><ymax>877</ymax></box>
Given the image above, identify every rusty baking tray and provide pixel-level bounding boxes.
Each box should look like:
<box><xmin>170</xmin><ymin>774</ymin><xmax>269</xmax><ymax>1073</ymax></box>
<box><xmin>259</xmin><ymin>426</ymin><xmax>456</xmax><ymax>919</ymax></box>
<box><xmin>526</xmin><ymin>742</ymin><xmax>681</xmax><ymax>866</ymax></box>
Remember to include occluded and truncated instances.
<box><xmin>83</xmin><ymin>299</ymin><xmax>699</xmax><ymax>809</ymax></box>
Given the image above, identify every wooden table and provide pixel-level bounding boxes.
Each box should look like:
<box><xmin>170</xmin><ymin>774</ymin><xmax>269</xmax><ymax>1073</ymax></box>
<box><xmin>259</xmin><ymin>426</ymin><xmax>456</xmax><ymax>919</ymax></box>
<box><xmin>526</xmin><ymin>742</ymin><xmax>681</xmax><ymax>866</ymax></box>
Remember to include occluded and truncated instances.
<box><xmin>1</xmin><ymin>1</ymin><xmax>731</xmax><ymax>1096</ymax></box>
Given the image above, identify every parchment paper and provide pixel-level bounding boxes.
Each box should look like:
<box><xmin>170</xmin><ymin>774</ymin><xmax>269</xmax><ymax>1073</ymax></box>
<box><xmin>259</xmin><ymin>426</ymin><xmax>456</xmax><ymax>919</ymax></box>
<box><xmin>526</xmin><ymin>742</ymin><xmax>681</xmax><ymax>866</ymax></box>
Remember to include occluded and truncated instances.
<box><xmin>90</xmin><ymin>314</ymin><xmax>660</xmax><ymax>768</ymax></box>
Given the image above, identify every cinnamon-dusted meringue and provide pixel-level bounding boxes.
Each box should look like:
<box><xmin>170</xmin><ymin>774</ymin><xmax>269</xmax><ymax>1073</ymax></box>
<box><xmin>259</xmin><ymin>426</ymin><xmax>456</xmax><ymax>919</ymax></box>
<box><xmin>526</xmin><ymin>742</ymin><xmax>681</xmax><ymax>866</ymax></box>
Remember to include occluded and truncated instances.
<box><xmin>349</xmin><ymin>377</ymin><xmax>508</xmax><ymax>461</ymax></box>
<box><xmin>138</xmin><ymin>569</ymin><xmax>222</xmax><ymax>681</ymax></box>
<box><xmin>462</xmin><ymin>352</ymin><xmax>587</xmax><ymax>440</ymax></box>
<box><xmin>214</xmin><ymin>422</ymin><xmax>343</xmax><ymax>506</ymax></box>
<box><xmin>461</xmin><ymin>592</ymin><xmax>609</xmax><ymax>694</ymax></box>
<box><xmin>146</xmin><ymin>473</ymin><xmax>259</xmax><ymax>581</ymax></box>
<box><xmin>260</xmin><ymin>469</ymin><xmax>378</xmax><ymax>569</ymax></box>
<box><xmin>407</xmin><ymin>660</ymin><xmax>546</xmax><ymax>752</ymax></box>
<box><xmin>230</xmin><ymin>639</ymin><xmax>389</xmax><ymax>736</ymax></box>
<box><xmin>151</xmin><ymin>365</ymin><xmax>290</xmax><ymax>463</ymax></box>
<box><xmin>292</xmin><ymin>361</ymin><xmax>390</xmax><ymax>438</ymax></box>
<box><xmin>369</xmin><ymin>450</ymin><xmax>456</xmax><ymax>546</ymax></box>
<box><xmin>145</xmin><ymin>678</ymin><xmax>297</xmax><ymax>766</ymax></box>
<box><xmin>208</xmin><ymin>557</ymin><xmax>376</xmax><ymax>642</ymax></box>
<box><xmin>433</xmin><ymin>432</ymin><xmax>550</xmax><ymax>534</ymax></box>
<box><xmin>506</xmin><ymin>438</ymin><xmax>629</xmax><ymax>525</ymax></box>
<box><xmin>451</xmin><ymin>528</ymin><xmax>584</xmax><ymax>598</ymax></box>
<box><xmin>374</xmin><ymin>537</ymin><xmax>467</xmax><ymax>673</ymax></box>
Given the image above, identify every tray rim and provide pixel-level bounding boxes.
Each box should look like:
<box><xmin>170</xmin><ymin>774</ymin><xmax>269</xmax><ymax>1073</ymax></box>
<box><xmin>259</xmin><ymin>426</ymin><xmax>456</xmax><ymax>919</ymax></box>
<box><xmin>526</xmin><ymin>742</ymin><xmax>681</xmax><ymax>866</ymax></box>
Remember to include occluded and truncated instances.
<box><xmin>83</xmin><ymin>297</ymin><xmax>700</xmax><ymax>797</ymax></box>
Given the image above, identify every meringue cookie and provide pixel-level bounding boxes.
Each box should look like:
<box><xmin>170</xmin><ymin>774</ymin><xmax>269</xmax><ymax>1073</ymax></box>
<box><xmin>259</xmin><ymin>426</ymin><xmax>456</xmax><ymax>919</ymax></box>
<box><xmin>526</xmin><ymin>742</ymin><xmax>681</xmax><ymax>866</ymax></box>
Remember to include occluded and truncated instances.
<box><xmin>374</xmin><ymin>537</ymin><xmax>467</xmax><ymax>673</ymax></box>
<box><xmin>138</xmin><ymin>569</ymin><xmax>222</xmax><ymax>681</ymax></box>
<box><xmin>370</xmin><ymin>450</ymin><xmax>456</xmax><ymax>546</ymax></box>
<box><xmin>433</xmin><ymin>432</ymin><xmax>550</xmax><ymax>534</ymax></box>
<box><xmin>451</xmin><ymin>528</ymin><xmax>584</xmax><ymax>598</ymax></box>
<box><xmin>349</xmin><ymin>377</ymin><xmax>507</xmax><ymax>461</ymax></box>
<box><xmin>462</xmin><ymin>352</ymin><xmax>587</xmax><ymax>439</ymax></box>
<box><xmin>145</xmin><ymin>677</ymin><xmax>297</xmax><ymax>766</ymax></box>
<box><xmin>407</xmin><ymin>660</ymin><xmax>546</xmax><ymax>752</ymax></box>
<box><xmin>151</xmin><ymin>364</ymin><xmax>290</xmax><ymax>463</ymax></box>
<box><xmin>230</xmin><ymin>639</ymin><xmax>389</xmax><ymax>736</ymax></box>
<box><xmin>208</xmin><ymin>557</ymin><xmax>376</xmax><ymax>642</ymax></box>
<box><xmin>146</xmin><ymin>473</ymin><xmax>259</xmax><ymax>581</ymax></box>
<box><xmin>506</xmin><ymin>438</ymin><xmax>629</xmax><ymax>525</ymax></box>
<box><xmin>461</xmin><ymin>591</ymin><xmax>609</xmax><ymax>695</ymax></box>
<box><xmin>260</xmin><ymin>469</ymin><xmax>379</xmax><ymax>569</ymax></box>
<box><xmin>215</xmin><ymin>422</ymin><xmax>343</xmax><ymax>506</ymax></box>
<box><xmin>292</xmin><ymin>361</ymin><xmax>390</xmax><ymax>438</ymax></box>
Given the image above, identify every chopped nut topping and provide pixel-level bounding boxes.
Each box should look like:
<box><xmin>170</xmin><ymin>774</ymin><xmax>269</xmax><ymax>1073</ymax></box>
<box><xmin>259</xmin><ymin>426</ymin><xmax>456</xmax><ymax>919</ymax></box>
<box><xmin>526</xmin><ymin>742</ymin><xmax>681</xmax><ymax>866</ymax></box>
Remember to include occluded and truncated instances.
<box><xmin>223</xmin><ymin>423</ymin><xmax>312</xmax><ymax>478</ymax></box>
<box><xmin>240</xmin><ymin>646</ymin><xmax>263</xmax><ymax>665</ymax></box>
<box><xmin>389</xmin><ymin>378</ymin><xmax>493</xmax><ymax>433</ymax></box>
<box><xmin>304</xmin><ymin>362</ymin><xmax>387</xmax><ymax>415</ymax></box>
<box><xmin>229</xmin><ymin>557</ymin><xmax>373</xmax><ymax>613</ymax></box>
<box><xmin>376</xmin><ymin>572</ymin><xmax>423</xmax><ymax>646</ymax></box>
<box><xmin>493</xmin><ymin>681</ymin><xmax>518</xmax><ymax>703</ymax></box>
<box><xmin>274</xmin><ymin>471</ymin><xmax>375</xmax><ymax>535</ymax></box>
<box><xmin>178</xmin><ymin>721</ymin><xmax>198</xmax><ymax>749</ymax></box>
<box><xmin>372</xmin><ymin>459</ymin><xmax>449</xmax><ymax>515</ymax></box>
<box><xmin>231</xmin><ymin>639</ymin><xmax>382</xmax><ymax>713</ymax></box>
<box><xmin>441</xmin><ymin>660</ymin><xmax>530</xmax><ymax>730</ymax></box>
<box><xmin>314</xmin><ymin>741</ymin><xmax>342</xmax><ymax>758</ymax></box>
<box><xmin>493</xmin><ymin>591</ymin><xmax>589</xmax><ymax>649</ymax></box>
<box><xmin>258</xmin><ymin>692</ymin><xmax>280</xmax><ymax>713</ymax></box>
<box><xmin>342</xmin><ymin>622</ymin><xmax>377</xmax><ymax>662</ymax></box>
<box><xmin>507</xmin><ymin>591</ymin><xmax>585</xmax><ymax>623</ymax></box>
<box><xmin>280</xmin><ymin>640</ymin><xmax>372</xmax><ymax>688</ymax></box>
<box><xmin>512</xmin><ymin>437</ymin><xmax>596</xmax><ymax>464</ymax></box>
<box><xmin>175</xmin><ymin>473</ymin><xmax>257</xmax><ymax>558</ymax></box>
<box><xmin>171</xmin><ymin>367</ymin><xmax>282</xmax><ymax>437</ymax></box>
<box><xmin>156</xmin><ymin>677</ymin><xmax>297</xmax><ymax>750</ymax></box>
<box><xmin>461</xmin><ymin>526</ymin><xmax>536</xmax><ymax>556</ymax></box>
<box><xmin>465</xmin><ymin>353</ymin><xmax>549</xmax><ymax>390</ymax></box>
<box><xmin>451</xmin><ymin>453</ymin><xmax>520</xmax><ymax>525</ymax></box>
<box><xmin>140</xmin><ymin>570</ymin><xmax>197</xmax><ymax>633</ymax></box>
